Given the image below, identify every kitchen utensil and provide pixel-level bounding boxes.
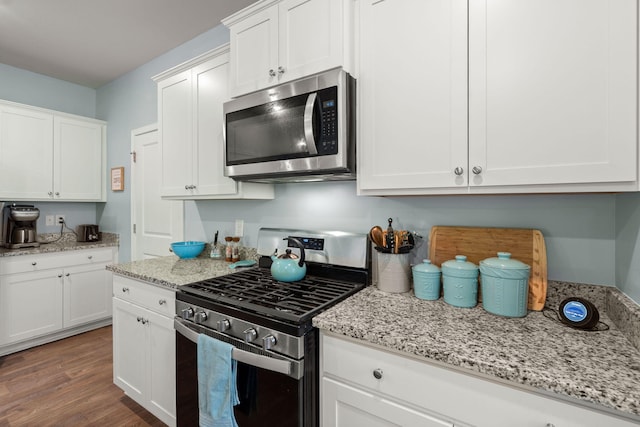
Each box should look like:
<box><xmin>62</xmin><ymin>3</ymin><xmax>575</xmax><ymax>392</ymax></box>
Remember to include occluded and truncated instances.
<box><xmin>480</xmin><ymin>252</ymin><xmax>530</xmax><ymax>317</ymax></box>
<box><xmin>369</xmin><ymin>226</ymin><xmax>385</xmax><ymax>248</ymax></box>
<box><xmin>210</xmin><ymin>230</ymin><xmax>222</xmax><ymax>259</ymax></box>
<box><xmin>228</xmin><ymin>259</ymin><xmax>257</xmax><ymax>269</ymax></box>
<box><xmin>270</xmin><ymin>237</ymin><xmax>307</xmax><ymax>282</ymax></box>
<box><xmin>428</xmin><ymin>226</ymin><xmax>547</xmax><ymax>311</ymax></box>
<box><xmin>386</xmin><ymin>218</ymin><xmax>395</xmax><ymax>253</ymax></box>
<box><xmin>441</xmin><ymin>255</ymin><xmax>479</xmax><ymax>308</ymax></box>
<box><xmin>170</xmin><ymin>241</ymin><xmax>206</xmax><ymax>259</ymax></box>
<box><xmin>412</xmin><ymin>260</ymin><xmax>441</xmax><ymax>300</ymax></box>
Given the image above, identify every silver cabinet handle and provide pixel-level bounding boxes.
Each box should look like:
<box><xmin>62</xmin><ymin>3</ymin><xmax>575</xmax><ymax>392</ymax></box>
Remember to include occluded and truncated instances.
<box><xmin>303</xmin><ymin>93</ymin><xmax>319</xmax><ymax>155</ymax></box>
<box><xmin>58</xmin><ymin>274</ymin><xmax>63</xmax><ymax>278</ymax></box>
<box><xmin>48</xmin><ymin>191</ymin><xmax>53</xmax><ymax>197</ymax></box>
<box><xmin>373</xmin><ymin>368</ymin><xmax>383</xmax><ymax>380</ymax></box>
<box><xmin>185</xmin><ymin>185</ymin><xmax>189</xmax><ymax>190</ymax></box>
<box><xmin>87</xmin><ymin>255</ymin><xmax>93</xmax><ymax>260</ymax></box>
<box><xmin>158</xmin><ymin>299</ymin><xmax>166</xmax><ymax>305</ymax></box>
<box><xmin>55</xmin><ymin>192</ymin><xmax>60</xmax><ymax>196</ymax></box>
<box><xmin>32</xmin><ymin>262</ymin><xmax>37</xmax><ymax>266</ymax></box>
<box><xmin>454</xmin><ymin>167</ymin><xmax>464</xmax><ymax>176</ymax></box>
<box><xmin>472</xmin><ymin>166</ymin><xmax>483</xmax><ymax>175</ymax></box>
<box><xmin>268</xmin><ymin>69</ymin><xmax>276</xmax><ymax>77</ymax></box>
<box><xmin>137</xmin><ymin>316</ymin><xmax>142</xmax><ymax>322</ymax></box>
<box><xmin>65</xmin><ymin>273</ymin><xmax>70</xmax><ymax>277</ymax></box>
<box><xmin>141</xmin><ymin>318</ymin><xmax>148</xmax><ymax>325</ymax></box>
<box><xmin>277</xmin><ymin>66</ymin><xmax>285</xmax><ymax>75</ymax></box>
<box><xmin>122</xmin><ymin>287</ymin><xmax>129</xmax><ymax>293</ymax></box>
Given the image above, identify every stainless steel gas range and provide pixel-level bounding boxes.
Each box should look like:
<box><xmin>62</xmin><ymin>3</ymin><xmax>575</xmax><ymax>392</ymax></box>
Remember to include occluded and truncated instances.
<box><xmin>174</xmin><ymin>228</ymin><xmax>370</xmax><ymax>427</ymax></box>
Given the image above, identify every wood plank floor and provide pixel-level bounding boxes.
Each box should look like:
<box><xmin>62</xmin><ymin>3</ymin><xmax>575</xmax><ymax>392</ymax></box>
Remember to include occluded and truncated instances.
<box><xmin>0</xmin><ymin>326</ymin><xmax>166</xmax><ymax>427</ymax></box>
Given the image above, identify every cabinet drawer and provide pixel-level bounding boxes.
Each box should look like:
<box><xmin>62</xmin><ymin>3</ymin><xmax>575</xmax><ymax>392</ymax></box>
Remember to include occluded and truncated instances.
<box><xmin>321</xmin><ymin>334</ymin><xmax>639</xmax><ymax>427</ymax></box>
<box><xmin>113</xmin><ymin>275</ymin><xmax>175</xmax><ymax>317</ymax></box>
<box><xmin>0</xmin><ymin>248</ymin><xmax>114</xmax><ymax>275</ymax></box>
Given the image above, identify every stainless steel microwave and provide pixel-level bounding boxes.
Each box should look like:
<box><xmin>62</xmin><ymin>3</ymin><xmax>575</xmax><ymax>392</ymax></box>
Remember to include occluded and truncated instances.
<box><xmin>223</xmin><ymin>68</ymin><xmax>355</xmax><ymax>182</ymax></box>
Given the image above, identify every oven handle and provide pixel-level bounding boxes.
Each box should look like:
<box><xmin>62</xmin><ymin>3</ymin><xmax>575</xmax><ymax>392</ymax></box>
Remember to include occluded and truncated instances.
<box><xmin>174</xmin><ymin>318</ymin><xmax>294</xmax><ymax>377</ymax></box>
<box><xmin>303</xmin><ymin>92</ymin><xmax>319</xmax><ymax>155</ymax></box>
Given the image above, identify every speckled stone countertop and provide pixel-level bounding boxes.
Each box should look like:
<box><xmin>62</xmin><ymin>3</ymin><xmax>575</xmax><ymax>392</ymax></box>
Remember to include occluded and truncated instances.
<box><xmin>313</xmin><ymin>283</ymin><xmax>640</xmax><ymax>421</ymax></box>
<box><xmin>106</xmin><ymin>246</ymin><xmax>258</xmax><ymax>289</ymax></box>
<box><xmin>0</xmin><ymin>232</ymin><xmax>118</xmax><ymax>257</ymax></box>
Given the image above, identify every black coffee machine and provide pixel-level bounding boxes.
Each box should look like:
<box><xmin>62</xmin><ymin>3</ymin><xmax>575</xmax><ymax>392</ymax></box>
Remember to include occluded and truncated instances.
<box><xmin>2</xmin><ymin>204</ymin><xmax>41</xmax><ymax>249</ymax></box>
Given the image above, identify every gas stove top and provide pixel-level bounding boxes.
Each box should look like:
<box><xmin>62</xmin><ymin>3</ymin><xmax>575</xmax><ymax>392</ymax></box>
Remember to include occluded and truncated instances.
<box><xmin>179</xmin><ymin>265</ymin><xmax>366</xmax><ymax>324</ymax></box>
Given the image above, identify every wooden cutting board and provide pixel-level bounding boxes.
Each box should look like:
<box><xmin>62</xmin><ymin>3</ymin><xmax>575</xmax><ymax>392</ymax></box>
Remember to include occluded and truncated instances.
<box><xmin>428</xmin><ymin>226</ymin><xmax>548</xmax><ymax>311</ymax></box>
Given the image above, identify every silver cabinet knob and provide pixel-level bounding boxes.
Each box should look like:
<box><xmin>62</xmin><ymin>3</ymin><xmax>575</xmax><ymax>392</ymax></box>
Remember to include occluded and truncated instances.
<box><xmin>55</xmin><ymin>192</ymin><xmax>60</xmax><ymax>196</ymax></box>
<box><xmin>185</xmin><ymin>185</ymin><xmax>189</xmax><ymax>190</ymax></box>
<box><xmin>65</xmin><ymin>273</ymin><xmax>70</xmax><ymax>277</ymax></box>
<box><xmin>194</xmin><ymin>310</ymin><xmax>208</xmax><ymax>323</ymax></box>
<box><xmin>137</xmin><ymin>316</ymin><xmax>142</xmax><ymax>322</ymax></box>
<box><xmin>454</xmin><ymin>167</ymin><xmax>464</xmax><ymax>176</ymax></box>
<box><xmin>48</xmin><ymin>191</ymin><xmax>53</xmax><ymax>197</ymax></box>
<box><xmin>122</xmin><ymin>287</ymin><xmax>130</xmax><ymax>293</ymax></box>
<box><xmin>181</xmin><ymin>307</ymin><xmax>194</xmax><ymax>320</ymax></box>
<box><xmin>243</xmin><ymin>327</ymin><xmax>258</xmax><ymax>343</ymax></box>
<box><xmin>88</xmin><ymin>255</ymin><xmax>93</xmax><ymax>260</ymax></box>
<box><xmin>262</xmin><ymin>335</ymin><xmax>277</xmax><ymax>351</ymax></box>
<box><xmin>373</xmin><ymin>368</ymin><xmax>383</xmax><ymax>380</ymax></box>
<box><xmin>216</xmin><ymin>319</ymin><xmax>231</xmax><ymax>332</ymax></box>
<box><xmin>32</xmin><ymin>262</ymin><xmax>37</xmax><ymax>266</ymax></box>
<box><xmin>158</xmin><ymin>299</ymin><xmax>166</xmax><ymax>305</ymax></box>
<box><xmin>269</xmin><ymin>69</ymin><xmax>276</xmax><ymax>77</ymax></box>
<box><xmin>58</xmin><ymin>274</ymin><xmax>63</xmax><ymax>278</ymax></box>
<box><xmin>472</xmin><ymin>166</ymin><xmax>483</xmax><ymax>175</ymax></box>
<box><xmin>277</xmin><ymin>66</ymin><xmax>285</xmax><ymax>75</ymax></box>
<box><xmin>546</xmin><ymin>424</ymin><xmax>556</xmax><ymax>427</ymax></box>
<box><xmin>141</xmin><ymin>318</ymin><xmax>148</xmax><ymax>325</ymax></box>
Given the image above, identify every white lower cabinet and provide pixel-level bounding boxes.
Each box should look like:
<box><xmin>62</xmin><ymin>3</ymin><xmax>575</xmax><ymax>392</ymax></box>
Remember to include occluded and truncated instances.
<box><xmin>112</xmin><ymin>275</ymin><xmax>176</xmax><ymax>427</ymax></box>
<box><xmin>320</xmin><ymin>333</ymin><xmax>639</xmax><ymax>427</ymax></box>
<box><xmin>0</xmin><ymin>247</ymin><xmax>116</xmax><ymax>354</ymax></box>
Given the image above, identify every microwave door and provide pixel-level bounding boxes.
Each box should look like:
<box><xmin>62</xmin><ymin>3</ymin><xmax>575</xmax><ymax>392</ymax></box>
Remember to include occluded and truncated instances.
<box><xmin>303</xmin><ymin>93</ymin><xmax>319</xmax><ymax>155</ymax></box>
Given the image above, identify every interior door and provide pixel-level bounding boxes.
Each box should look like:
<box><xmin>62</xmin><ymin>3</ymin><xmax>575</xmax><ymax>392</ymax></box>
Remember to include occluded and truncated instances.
<box><xmin>131</xmin><ymin>125</ymin><xmax>183</xmax><ymax>260</ymax></box>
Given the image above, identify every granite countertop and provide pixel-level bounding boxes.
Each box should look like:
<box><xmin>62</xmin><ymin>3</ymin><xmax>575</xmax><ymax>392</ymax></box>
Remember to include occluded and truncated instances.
<box><xmin>313</xmin><ymin>283</ymin><xmax>640</xmax><ymax>421</ymax></box>
<box><xmin>107</xmin><ymin>246</ymin><xmax>258</xmax><ymax>289</ymax></box>
<box><xmin>0</xmin><ymin>232</ymin><xmax>119</xmax><ymax>257</ymax></box>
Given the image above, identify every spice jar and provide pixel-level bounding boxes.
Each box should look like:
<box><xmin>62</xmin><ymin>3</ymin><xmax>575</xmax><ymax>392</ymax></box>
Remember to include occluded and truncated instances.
<box><xmin>232</xmin><ymin>237</ymin><xmax>240</xmax><ymax>262</ymax></box>
<box><xmin>224</xmin><ymin>236</ymin><xmax>233</xmax><ymax>262</ymax></box>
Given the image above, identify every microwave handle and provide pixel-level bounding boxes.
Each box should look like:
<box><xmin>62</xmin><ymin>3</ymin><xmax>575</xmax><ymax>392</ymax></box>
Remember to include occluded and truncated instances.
<box><xmin>303</xmin><ymin>93</ymin><xmax>319</xmax><ymax>155</ymax></box>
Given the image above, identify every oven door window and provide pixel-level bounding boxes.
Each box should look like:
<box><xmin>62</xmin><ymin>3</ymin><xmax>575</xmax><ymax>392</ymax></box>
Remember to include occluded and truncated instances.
<box><xmin>176</xmin><ymin>333</ymin><xmax>302</xmax><ymax>427</ymax></box>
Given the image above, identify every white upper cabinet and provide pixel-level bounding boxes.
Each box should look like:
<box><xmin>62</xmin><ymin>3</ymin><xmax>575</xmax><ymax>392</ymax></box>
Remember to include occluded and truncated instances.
<box><xmin>223</xmin><ymin>0</ymin><xmax>353</xmax><ymax>98</ymax></box>
<box><xmin>0</xmin><ymin>101</ymin><xmax>106</xmax><ymax>201</ymax></box>
<box><xmin>154</xmin><ymin>46</ymin><xmax>274</xmax><ymax>200</ymax></box>
<box><xmin>357</xmin><ymin>0</ymin><xmax>638</xmax><ymax>195</ymax></box>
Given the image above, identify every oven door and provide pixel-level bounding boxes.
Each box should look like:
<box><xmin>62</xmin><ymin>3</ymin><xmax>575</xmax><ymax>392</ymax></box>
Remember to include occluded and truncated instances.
<box><xmin>175</xmin><ymin>318</ymin><xmax>315</xmax><ymax>427</ymax></box>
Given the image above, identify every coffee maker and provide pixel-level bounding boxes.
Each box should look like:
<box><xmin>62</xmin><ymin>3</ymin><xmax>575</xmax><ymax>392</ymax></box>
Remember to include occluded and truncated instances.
<box><xmin>2</xmin><ymin>204</ymin><xmax>41</xmax><ymax>249</ymax></box>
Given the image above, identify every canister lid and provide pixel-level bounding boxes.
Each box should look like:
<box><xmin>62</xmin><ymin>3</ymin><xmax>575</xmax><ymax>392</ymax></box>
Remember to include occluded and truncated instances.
<box><xmin>412</xmin><ymin>259</ymin><xmax>441</xmax><ymax>273</ymax></box>
<box><xmin>480</xmin><ymin>252</ymin><xmax>530</xmax><ymax>270</ymax></box>
<box><xmin>442</xmin><ymin>255</ymin><xmax>477</xmax><ymax>270</ymax></box>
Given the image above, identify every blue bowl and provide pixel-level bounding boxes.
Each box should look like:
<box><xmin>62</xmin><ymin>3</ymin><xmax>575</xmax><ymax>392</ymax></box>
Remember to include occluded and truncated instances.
<box><xmin>170</xmin><ymin>241</ymin><xmax>205</xmax><ymax>259</ymax></box>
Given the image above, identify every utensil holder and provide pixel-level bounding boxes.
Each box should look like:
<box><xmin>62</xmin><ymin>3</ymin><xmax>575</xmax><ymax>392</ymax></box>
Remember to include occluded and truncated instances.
<box><xmin>373</xmin><ymin>251</ymin><xmax>411</xmax><ymax>293</ymax></box>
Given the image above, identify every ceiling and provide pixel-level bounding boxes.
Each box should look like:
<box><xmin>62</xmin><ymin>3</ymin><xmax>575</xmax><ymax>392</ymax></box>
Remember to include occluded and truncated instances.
<box><xmin>0</xmin><ymin>0</ymin><xmax>256</xmax><ymax>88</ymax></box>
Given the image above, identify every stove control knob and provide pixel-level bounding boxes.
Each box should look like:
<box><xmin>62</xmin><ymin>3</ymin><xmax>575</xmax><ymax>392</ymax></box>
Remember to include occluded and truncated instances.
<box><xmin>216</xmin><ymin>319</ymin><xmax>231</xmax><ymax>332</ymax></box>
<box><xmin>181</xmin><ymin>307</ymin><xmax>194</xmax><ymax>320</ymax></box>
<box><xmin>262</xmin><ymin>335</ymin><xmax>277</xmax><ymax>351</ymax></box>
<box><xmin>243</xmin><ymin>328</ymin><xmax>258</xmax><ymax>343</ymax></box>
<box><xmin>194</xmin><ymin>311</ymin><xmax>208</xmax><ymax>323</ymax></box>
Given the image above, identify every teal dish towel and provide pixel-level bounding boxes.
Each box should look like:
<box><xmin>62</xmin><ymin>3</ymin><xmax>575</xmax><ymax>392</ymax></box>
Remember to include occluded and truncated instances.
<box><xmin>197</xmin><ymin>334</ymin><xmax>240</xmax><ymax>427</ymax></box>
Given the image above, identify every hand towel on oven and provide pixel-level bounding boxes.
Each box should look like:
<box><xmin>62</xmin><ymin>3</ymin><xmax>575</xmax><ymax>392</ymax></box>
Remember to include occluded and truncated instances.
<box><xmin>197</xmin><ymin>334</ymin><xmax>240</xmax><ymax>427</ymax></box>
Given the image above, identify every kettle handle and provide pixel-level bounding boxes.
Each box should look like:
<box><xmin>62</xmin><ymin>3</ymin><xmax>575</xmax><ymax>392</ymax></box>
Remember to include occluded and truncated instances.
<box><xmin>283</xmin><ymin>237</ymin><xmax>305</xmax><ymax>267</ymax></box>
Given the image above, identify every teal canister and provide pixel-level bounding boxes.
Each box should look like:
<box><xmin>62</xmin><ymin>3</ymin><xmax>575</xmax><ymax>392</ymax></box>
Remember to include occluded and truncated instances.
<box><xmin>412</xmin><ymin>260</ymin><xmax>441</xmax><ymax>300</ymax></box>
<box><xmin>441</xmin><ymin>255</ymin><xmax>479</xmax><ymax>308</ymax></box>
<box><xmin>480</xmin><ymin>252</ymin><xmax>531</xmax><ymax>318</ymax></box>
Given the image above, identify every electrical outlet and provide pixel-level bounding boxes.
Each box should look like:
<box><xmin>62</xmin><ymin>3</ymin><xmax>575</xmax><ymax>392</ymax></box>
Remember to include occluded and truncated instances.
<box><xmin>45</xmin><ymin>215</ymin><xmax>54</xmax><ymax>226</ymax></box>
<box><xmin>55</xmin><ymin>215</ymin><xmax>65</xmax><ymax>224</ymax></box>
<box><xmin>235</xmin><ymin>219</ymin><xmax>244</xmax><ymax>237</ymax></box>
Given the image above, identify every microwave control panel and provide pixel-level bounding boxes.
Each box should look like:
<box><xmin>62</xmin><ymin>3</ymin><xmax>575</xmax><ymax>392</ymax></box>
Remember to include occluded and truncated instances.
<box><xmin>317</xmin><ymin>86</ymin><xmax>338</xmax><ymax>155</ymax></box>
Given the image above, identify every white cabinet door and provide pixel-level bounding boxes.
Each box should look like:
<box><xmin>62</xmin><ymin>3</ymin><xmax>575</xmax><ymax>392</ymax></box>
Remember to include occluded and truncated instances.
<box><xmin>146</xmin><ymin>308</ymin><xmax>177</xmax><ymax>426</ymax></box>
<box><xmin>63</xmin><ymin>263</ymin><xmax>112</xmax><ymax>328</ymax></box>
<box><xmin>112</xmin><ymin>298</ymin><xmax>147</xmax><ymax>403</ymax></box>
<box><xmin>468</xmin><ymin>0</ymin><xmax>637</xmax><ymax>188</ymax></box>
<box><xmin>0</xmin><ymin>270</ymin><xmax>63</xmax><ymax>344</ymax></box>
<box><xmin>323</xmin><ymin>377</ymin><xmax>453</xmax><ymax>427</ymax></box>
<box><xmin>159</xmin><ymin>70</ymin><xmax>193</xmax><ymax>197</ymax></box>
<box><xmin>357</xmin><ymin>0</ymin><xmax>468</xmax><ymax>193</ymax></box>
<box><xmin>228</xmin><ymin>5</ymin><xmax>279</xmax><ymax>97</ymax></box>
<box><xmin>0</xmin><ymin>104</ymin><xmax>54</xmax><ymax>199</ymax></box>
<box><xmin>278</xmin><ymin>0</ymin><xmax>344</xmax><ymax>84</ymax></box>
<box><xmin>53</xmin><ymin>116</ymin><xmax>104</xmax><ymax>201</ymax></box>
<box><xmin>192</xmin><ymin>54</ymin><xmax>238</xmax><ymax>196</ymax></box>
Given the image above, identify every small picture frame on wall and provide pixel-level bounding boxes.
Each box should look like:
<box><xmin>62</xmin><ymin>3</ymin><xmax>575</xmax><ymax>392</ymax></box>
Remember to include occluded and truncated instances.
<box><xmin>111</xmin><ymin>167</ymin><xmax>124</xmax><ymax>191</ymax></box>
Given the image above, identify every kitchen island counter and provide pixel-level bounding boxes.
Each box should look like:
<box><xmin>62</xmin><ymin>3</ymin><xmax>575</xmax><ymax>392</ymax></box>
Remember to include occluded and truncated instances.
<box><xmin>313</xmin><ymin>284</ymin><xmax>640</xmax><ymax>422</ymax></box>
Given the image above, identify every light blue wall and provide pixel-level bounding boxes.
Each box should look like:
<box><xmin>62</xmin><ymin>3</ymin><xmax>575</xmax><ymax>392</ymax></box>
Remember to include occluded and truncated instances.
<box><xmin>615</xmin><ymin>193</ymin><xmax>640</xmax><ymax>303</ymax></box>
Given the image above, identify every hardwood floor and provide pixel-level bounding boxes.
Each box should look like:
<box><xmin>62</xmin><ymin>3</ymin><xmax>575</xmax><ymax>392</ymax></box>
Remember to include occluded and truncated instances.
<box><xmin>0</xmin><ymin>326</ymin><xmax>166</xmax><ymax>427</ymax></box>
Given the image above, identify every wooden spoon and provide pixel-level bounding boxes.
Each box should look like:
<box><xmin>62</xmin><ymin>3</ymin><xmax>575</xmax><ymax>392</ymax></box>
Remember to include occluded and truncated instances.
<box><xmin>369</xmin><ymin>226</ymin><xmax>384</xmax><ymax>248</ymax></box>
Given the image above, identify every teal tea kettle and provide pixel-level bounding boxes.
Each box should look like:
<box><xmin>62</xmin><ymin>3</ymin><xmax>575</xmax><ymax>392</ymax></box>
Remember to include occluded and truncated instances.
<box><xmin>271</xmin><ymin>237</ymin><xmax>307</xmax><ymax>282</ymax></box>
